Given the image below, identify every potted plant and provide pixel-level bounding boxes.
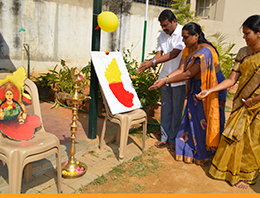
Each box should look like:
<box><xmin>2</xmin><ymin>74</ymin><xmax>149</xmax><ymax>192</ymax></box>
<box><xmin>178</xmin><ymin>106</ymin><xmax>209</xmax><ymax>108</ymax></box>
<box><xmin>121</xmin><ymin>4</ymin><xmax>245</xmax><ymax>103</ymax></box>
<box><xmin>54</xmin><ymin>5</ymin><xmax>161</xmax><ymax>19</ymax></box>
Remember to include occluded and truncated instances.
<box><xmin>33</xmin><ymin>59</ymin><xmax>90</xmax><ymax>106</ymax></box>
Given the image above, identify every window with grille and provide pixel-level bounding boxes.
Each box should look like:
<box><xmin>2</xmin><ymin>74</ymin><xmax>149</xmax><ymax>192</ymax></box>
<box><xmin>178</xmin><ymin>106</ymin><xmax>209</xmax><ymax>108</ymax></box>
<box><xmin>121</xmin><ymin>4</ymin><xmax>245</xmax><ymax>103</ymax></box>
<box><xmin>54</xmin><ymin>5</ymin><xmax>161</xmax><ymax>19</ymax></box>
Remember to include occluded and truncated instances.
<box><xmin>196</xmin><ymin>0</ymin><xmax>211</xmax><ymax>18</ymax></box>
<box><xmin>131</xmin><ymin>0</ymin><xmax>173</xmax><ymax>8</ymax></box>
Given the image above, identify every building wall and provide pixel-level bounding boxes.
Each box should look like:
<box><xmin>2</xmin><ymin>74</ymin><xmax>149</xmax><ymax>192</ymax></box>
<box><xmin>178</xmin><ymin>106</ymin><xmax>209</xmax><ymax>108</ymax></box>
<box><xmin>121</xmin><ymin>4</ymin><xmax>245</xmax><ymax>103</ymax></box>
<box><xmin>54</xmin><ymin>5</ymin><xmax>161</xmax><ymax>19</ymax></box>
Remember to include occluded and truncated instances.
<box><xmin>0</xmin><ymin>0</ymin><xmax>164</xmax><ymax>75</ymax></box>
<box><xmin>2</xmin><ymin>0</ymin><xmax>257</xmax><ymax>75</ymax></box>
<box><xmin>190</xmin><ymin>0</ymin><xmax>260</xmax><ymax>53</ymax></box>
<box><xmin>102</xmin><ymin>0</ymin><xmax>164</xmax><ymax>62</ymax></box>
<box><xmin>0</xmin><ymin>0</ymin><xmax>94</xmax><ymax>74</ymax></box>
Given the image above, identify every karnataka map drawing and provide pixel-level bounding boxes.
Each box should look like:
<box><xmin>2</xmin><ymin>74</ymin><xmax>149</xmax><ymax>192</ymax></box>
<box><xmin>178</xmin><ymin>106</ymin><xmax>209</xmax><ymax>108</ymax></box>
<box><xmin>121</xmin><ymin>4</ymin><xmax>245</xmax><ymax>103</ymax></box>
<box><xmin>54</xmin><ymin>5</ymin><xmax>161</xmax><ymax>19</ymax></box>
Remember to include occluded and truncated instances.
<box><xmin>104</xmin><ymin>58</ymin><xmax>134</xmax><ymax>107</ymax></box>
<box><xmin>90</xmin><ymin>51</ymin><xmax>141</xmax><ymax>115</ymax></box>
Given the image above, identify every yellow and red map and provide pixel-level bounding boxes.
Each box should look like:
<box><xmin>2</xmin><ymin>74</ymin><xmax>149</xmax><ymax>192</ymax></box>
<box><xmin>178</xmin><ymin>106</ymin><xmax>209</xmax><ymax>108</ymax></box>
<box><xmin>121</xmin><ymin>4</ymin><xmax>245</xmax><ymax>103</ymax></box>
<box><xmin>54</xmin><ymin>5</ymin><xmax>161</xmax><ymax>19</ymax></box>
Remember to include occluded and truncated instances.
<box><xmin>90</xmin><ymin>51</ymin><xmax>141</xmax><ymax>115</ymax></box>
<box><xmin>105</xmin><ymin>58</ymin><xmax>134</xmax><ymax>108</ymax></box>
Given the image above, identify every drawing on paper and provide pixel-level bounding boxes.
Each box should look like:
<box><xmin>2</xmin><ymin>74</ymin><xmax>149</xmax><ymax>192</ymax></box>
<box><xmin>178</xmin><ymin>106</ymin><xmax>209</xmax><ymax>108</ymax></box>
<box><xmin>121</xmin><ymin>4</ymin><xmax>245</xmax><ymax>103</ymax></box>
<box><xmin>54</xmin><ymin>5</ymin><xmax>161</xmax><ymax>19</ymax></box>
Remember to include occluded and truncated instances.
<box><xmin>90</xmin><ymin>52</ymin><xmax>141</xmax><ymax>115</ymax></box>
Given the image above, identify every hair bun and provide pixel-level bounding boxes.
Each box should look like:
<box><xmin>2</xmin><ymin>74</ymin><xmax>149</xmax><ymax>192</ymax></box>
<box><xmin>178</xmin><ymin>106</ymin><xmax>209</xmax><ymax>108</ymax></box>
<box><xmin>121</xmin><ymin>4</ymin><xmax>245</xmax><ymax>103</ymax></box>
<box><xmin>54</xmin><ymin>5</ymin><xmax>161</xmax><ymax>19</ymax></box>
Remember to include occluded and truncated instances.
<box><xmin>198</xmin><ymin>24</ymin><xmax>202</xmax><ymax>31</ymax></box>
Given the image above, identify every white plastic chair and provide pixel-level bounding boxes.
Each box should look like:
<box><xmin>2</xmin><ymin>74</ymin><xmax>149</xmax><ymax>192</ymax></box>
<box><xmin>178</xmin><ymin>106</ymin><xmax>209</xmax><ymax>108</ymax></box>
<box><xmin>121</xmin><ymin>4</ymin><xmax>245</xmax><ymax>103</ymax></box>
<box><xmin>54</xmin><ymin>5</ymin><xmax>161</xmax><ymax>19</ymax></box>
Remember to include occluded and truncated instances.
<box><xmin>99</xmin><ymin>89</ymin><xmax>147</xmax><ymax>162</ymax></box>
<box><xmin>0</xmin><ymin>73</ymin><xmax>62</xmax><ymax>193</ymax></box>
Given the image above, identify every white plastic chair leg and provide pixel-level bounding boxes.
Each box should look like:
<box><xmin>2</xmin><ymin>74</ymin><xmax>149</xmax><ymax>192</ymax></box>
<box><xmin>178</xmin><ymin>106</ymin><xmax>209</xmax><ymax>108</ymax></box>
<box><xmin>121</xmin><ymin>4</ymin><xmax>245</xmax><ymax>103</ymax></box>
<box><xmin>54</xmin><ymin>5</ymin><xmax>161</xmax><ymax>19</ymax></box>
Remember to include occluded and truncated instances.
<box><xmin>99</xmin><ymin>116</ymin><xmax>108</xmax><ymax>149</ymax></box>
<box><xmin>116</xmin><ymin>125</ymin><xmax>121</xmax><ymax>144</ymax></box>
<box><xmin>118</xmin><ymin>118</ymin><xmax>130</xmax><ymax>161</ymax></box>
<box><xmin>55</xmin><ymin>151</ymin><xmax>62</xmax><ymax>193</ymax></box>
<box><xmin>8</xmin><ymin>159</ymin><xmax>23</xmax><ymax>193</ymax></box>
<box><xmin>23</xmin><ymin>163</ymin><xmax>32</xmax><ymax>183</ymax></box>
<box><xmin>142</xmin><ymin>120</ymin><xmax>147</xmax><ymax>152</ymax></box>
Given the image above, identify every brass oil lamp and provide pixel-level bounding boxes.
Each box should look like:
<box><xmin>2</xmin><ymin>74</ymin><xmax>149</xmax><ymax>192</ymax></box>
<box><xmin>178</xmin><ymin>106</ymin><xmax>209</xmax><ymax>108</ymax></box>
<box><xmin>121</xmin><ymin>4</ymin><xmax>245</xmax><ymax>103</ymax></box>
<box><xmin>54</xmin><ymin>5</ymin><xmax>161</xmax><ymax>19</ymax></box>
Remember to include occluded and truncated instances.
<box><xmin>62</xmin><ymin>68</ymin><xmax>91</xmax><ymax>178</ymax></box>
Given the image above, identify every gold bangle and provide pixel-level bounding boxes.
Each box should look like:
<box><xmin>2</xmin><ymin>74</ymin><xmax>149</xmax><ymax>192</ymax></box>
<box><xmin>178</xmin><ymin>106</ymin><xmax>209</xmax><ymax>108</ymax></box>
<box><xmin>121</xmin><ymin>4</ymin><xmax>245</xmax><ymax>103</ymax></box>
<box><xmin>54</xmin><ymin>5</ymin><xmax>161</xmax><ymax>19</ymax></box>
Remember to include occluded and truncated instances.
<box><xmin>250</xmin><ymin>98</ymin><xmax>255</xmax><ymax>105</ymax></box>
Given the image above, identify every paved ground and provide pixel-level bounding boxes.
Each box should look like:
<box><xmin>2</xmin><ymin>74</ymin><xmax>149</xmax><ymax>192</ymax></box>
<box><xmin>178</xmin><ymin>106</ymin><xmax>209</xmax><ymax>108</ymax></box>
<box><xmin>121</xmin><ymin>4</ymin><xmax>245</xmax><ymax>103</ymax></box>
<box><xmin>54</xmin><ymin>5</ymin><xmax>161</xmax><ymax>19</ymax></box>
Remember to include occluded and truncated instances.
<box><xmin>0</xmin><ymin>100</ymin><xmax>153</xmax><ymax>193</ymax></box>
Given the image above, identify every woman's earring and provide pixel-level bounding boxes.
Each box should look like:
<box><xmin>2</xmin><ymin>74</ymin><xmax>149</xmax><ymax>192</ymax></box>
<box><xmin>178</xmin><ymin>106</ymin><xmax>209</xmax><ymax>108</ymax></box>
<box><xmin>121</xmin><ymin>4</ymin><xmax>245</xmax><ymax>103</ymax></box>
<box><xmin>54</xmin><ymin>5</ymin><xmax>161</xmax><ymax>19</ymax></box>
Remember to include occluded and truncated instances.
<box><xmin>258</xmin><ymin>32</ymin><xmax>260</xmax><ymax>38</ymax></box>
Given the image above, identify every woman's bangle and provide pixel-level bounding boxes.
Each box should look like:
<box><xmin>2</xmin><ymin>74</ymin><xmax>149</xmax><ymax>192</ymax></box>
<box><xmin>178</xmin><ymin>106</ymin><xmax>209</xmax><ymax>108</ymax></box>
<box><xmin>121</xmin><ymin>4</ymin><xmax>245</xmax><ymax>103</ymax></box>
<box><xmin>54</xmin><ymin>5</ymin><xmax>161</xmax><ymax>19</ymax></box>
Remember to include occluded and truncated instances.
<box><xmin>250</xmin><ymin>98</ymin><xmax>255</xmax><ymax>105</ymax></box>
<box><xmin>165</xmin><ymin>75</ymin><xmax>169</xmax><ymax>84</ymax></box>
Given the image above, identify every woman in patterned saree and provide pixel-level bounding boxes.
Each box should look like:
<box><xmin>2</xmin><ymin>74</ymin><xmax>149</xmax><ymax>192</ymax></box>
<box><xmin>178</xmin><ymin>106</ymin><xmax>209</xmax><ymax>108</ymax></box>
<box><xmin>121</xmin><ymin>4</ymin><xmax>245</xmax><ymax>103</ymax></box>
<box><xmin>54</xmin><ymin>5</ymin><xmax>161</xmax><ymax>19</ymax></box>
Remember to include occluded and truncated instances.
<box><xmin>149</xmin><ymin>22</ymin><xmax>227</xmax><ymax>165</ymax></box>
<box><xmin>197</xmin><ymin>15</ymin><xmax>260</xmax><ymax>189</ymax></box>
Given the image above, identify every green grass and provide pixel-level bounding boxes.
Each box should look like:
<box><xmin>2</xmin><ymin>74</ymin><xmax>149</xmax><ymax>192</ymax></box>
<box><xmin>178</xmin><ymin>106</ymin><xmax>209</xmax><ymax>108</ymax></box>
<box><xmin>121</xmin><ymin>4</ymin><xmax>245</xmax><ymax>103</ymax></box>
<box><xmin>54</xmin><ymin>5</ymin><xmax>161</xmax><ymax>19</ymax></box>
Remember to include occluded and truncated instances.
<box><xmin>81</xmin><ymin>146</ymin><xmax>162</xmax><ymax>193</ymax></box>
<box><xmin>125</xmin><ymin>148</ymin><xmax>161</xmax><ymax>179</ymax></box>
<box><xmin>78</xmin><ymin>184</ymin><xmax>84</xmax><ymax>192</ymax></box>
<box><xmin>225</xmin><ymin>105</ymin><xmax>231</xmax><ymax>110</ymax></box>
<box><xmin>88</xmin><ymin>150</ymin><xmax>99</xmax><ymax>158</ymax></box>
<box><xmin>106</xmin><ymin>154</ymin><xmax>114</xmax><ymax>158</ymax></box>
<box><xmin>226</xmin><ymin>92</ymin><xmax>235</xmax><ymax>99</ymax></box>
<box><xmin>110</xmin><ymin>165</ymin><xmax>127</xmax><ymax>181</ymax></box>
<box><xmin>129</xmin><ymin>161</ymin><xmax>150</xmax><ymax>178</ymax></box>
<box><xmin>129</xmin><ymin>118</ymin><xmax>161</xmax><ymax>139</ymax></box>
<box><xmin>93</xmin><ymin>175</ymin><xmax>108</xmax><ymax>185</ymax></box>
<box><xmin>132</xmin><ymin>183</ymin><xmax>144</xmax><ymax>192</ymax></box>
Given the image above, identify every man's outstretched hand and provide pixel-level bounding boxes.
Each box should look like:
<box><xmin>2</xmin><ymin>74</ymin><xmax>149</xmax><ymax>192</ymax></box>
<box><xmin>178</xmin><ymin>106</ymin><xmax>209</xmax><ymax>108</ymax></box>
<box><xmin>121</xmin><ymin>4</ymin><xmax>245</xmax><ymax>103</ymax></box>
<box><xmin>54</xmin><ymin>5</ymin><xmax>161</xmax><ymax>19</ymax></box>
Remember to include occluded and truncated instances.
<box><xmin>137</xmin><ymin>61</ymin><xmax>152</xmax><ymax>74</ymax></box>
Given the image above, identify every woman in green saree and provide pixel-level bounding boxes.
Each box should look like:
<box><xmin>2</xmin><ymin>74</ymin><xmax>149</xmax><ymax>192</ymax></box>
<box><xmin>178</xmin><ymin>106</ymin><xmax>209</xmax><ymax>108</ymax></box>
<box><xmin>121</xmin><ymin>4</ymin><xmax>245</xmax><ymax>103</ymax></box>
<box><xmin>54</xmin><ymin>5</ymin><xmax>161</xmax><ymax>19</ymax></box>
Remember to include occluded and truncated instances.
<box><xmin>197</xmin><ymin>15</ymin><xmax>260</xmax><ymax>189</ymax></box>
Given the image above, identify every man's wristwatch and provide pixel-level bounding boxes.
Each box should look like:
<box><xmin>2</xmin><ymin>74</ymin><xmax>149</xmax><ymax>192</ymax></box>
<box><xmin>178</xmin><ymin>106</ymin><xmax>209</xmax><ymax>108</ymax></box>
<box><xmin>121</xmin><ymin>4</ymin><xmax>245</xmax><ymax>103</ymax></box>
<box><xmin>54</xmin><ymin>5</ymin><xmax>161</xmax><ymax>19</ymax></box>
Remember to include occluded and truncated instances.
<box><xmin>152</xmin><ymin>59</ymin><xmax>156</xmax><ymax>66</ymax></box>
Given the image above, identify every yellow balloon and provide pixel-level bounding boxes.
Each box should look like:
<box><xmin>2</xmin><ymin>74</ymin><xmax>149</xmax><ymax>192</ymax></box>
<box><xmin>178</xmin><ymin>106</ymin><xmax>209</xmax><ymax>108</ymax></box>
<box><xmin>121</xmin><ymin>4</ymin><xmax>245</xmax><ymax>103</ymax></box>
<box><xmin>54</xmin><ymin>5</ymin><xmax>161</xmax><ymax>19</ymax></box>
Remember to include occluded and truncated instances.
<box><xmin>98</xmin><ymin>11</ymin><xmax>119</xmax><ymax>33</ymax></box>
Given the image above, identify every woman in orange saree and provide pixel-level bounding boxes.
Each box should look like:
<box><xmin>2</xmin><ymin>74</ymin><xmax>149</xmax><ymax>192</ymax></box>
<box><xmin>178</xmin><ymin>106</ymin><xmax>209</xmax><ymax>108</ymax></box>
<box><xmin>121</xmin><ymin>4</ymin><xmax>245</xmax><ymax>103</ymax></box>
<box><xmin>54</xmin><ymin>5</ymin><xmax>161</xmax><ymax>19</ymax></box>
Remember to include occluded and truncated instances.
<box><xmin>197</xmin><ymin>15</ymin><xmax>260</xmax><ymax>189</ymax></box>
<box><xmin>149</xmin><ymin>22</ymin><xmax>227</xmax><ymax>165</ymax></box>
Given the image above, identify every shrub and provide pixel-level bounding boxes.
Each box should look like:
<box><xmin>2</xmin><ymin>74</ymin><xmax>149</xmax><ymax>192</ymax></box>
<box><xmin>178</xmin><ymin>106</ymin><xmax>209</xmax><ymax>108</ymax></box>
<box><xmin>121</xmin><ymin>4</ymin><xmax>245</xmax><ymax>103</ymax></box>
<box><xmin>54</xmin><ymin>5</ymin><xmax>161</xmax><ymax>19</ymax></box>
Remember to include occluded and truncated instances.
<box><xmin>33</xmin><ymin>59</ymin><xmax>90</xmax><ymax>94</ymax></box>
<box><xmin>208</xmin><ymin>32</ymin><xmax>236</xmax><ymax>78</ymax></box>
<box><xmin>123</xmin><ymin>48</ymin><xmax>161</xmax><ymax>107</ymax></box>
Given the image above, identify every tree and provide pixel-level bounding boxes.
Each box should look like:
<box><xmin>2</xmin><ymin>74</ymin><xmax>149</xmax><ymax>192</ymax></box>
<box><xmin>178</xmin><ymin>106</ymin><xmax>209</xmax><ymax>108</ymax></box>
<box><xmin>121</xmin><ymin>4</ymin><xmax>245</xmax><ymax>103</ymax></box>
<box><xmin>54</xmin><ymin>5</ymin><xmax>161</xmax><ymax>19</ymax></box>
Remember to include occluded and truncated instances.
<box><xmin>171</xmin><ymin>0</ymin><xmax>199</xmax><ymax>25</ymax></box>
<box><xmin>208</xmin><ymin>32</ymin><xmax>236</xmax><ymax>78</ymax></box>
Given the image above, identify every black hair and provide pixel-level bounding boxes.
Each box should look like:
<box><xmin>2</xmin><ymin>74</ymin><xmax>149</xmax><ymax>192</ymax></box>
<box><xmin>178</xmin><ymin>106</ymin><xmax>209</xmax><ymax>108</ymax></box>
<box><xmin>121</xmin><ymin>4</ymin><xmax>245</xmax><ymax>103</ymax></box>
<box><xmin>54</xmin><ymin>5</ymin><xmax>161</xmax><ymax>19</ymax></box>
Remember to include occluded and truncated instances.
<box><xmin>158</xmin><ymin>9</ymin><xmax>176</xmax><ymax>23</ymax></box>
<box><xmin>242</xmin><ymin>15</ymin><xmax>260</xmax><ymax>33</ymax></box>
<box><xmin>183</xmin><ymin>22</ymin><xmax>218</xmax><ymax>55</ymax></box>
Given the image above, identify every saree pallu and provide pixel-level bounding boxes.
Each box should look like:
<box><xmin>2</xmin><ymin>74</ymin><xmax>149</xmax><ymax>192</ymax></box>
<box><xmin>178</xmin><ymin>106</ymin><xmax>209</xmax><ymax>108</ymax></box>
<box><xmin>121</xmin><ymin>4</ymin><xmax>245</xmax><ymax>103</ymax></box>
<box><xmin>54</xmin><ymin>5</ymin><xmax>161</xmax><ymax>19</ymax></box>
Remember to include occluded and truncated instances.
<box><xmin>209</xmin><ymin>50</ymin><xmax>260</xmax><ymax>186</ymax></box>
<box><xmin>175</xmin><ymin>47</ymin><xmax>227</xmax><ymax>164</ymax></box>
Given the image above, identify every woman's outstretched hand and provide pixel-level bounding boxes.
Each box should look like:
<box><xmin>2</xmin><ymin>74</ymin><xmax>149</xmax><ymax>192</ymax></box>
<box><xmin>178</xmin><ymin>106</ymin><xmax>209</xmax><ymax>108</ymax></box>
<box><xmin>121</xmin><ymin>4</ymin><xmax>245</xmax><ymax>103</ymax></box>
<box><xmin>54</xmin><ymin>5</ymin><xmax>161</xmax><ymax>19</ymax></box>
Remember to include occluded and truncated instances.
<box><xmin>196</xmin><ymin>89</ymin><xmax>210</xmax><ymax>100</ymax></box>
<box><xmin>149</xmin><ymin>79</ymin><xmax>165</xmax><ymax>91</ymax></box>
<box><xmin>242</xmin><ymin>98</ymin><xmax>255</xmax><ymax>107</ymax></box>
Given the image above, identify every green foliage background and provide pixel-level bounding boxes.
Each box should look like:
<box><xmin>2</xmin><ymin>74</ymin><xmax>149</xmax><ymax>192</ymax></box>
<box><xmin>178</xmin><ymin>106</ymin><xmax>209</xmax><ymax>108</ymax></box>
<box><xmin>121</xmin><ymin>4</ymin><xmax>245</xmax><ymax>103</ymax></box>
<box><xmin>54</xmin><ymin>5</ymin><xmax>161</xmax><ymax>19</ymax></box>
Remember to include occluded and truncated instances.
<box><xmin>208</xmin><ymin>32</ymin><xmax>236</xmax><ymax>78</ymax></box>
